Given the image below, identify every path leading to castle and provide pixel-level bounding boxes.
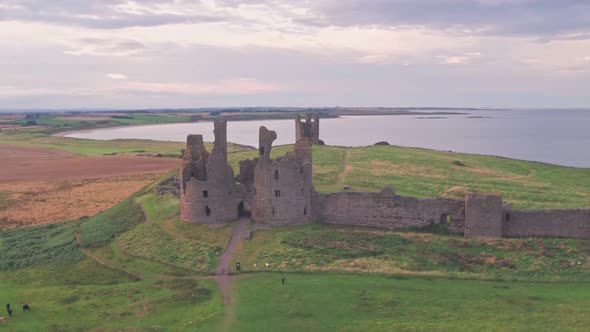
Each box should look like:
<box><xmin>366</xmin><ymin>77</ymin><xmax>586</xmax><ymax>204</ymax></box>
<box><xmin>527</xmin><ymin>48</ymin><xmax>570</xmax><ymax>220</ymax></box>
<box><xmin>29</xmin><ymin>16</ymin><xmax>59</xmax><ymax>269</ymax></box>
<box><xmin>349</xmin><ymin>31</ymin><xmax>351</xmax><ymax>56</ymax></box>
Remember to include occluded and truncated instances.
<box><xmin>215</xmin><ymin>218</ymin><xmax>249</xmax><ymax>304</ymax></box>
<box><xmin>214</xmin><ymin>218</ymin><xmax>249</xmax><ymax>332</ymax></box>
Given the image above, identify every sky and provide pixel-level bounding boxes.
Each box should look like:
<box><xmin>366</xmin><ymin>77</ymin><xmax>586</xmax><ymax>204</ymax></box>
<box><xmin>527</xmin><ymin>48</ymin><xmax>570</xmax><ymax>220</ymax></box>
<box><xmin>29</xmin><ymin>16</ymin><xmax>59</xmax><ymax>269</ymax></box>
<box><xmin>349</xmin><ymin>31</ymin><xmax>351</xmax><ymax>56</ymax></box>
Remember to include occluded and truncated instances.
<box><xmin>1</xmin><ymin>0</ymin><xmax>589</xmax><ymax>109</ymax></box>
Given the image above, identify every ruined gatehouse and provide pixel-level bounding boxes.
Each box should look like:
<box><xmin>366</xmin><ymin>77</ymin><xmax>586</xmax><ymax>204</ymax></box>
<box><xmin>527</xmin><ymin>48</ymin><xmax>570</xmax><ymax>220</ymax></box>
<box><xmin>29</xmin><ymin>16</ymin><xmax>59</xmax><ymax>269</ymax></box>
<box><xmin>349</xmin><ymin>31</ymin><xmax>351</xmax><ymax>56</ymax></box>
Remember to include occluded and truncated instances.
<box><xmin>180</xmin><ymin>119</ymin><xmax>313</xmax><ymax>225</ymax></box>
<box><xmin>180</xmin><ymin>114</ymin><xmax>590</xmax><ymax>239</ymax></box>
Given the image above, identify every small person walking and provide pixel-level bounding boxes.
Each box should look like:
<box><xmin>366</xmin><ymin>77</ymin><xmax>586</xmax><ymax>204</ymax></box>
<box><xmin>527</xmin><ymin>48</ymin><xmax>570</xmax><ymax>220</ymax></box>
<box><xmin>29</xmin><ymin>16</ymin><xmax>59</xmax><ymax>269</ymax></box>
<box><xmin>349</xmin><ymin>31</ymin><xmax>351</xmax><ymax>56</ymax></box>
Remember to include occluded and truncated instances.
<box><xmin>281</xmin><ymin>274</ymin><xmax>285</xmax><ymax>285</ymax></box>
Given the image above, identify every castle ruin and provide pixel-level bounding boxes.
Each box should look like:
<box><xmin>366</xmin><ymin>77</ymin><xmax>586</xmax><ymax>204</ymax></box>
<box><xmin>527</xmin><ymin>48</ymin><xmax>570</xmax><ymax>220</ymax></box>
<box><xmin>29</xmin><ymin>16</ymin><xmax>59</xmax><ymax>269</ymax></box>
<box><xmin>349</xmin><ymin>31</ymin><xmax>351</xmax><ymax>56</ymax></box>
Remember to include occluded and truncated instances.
<box><xmin>295</xmin><ymin>113</ymin><xmax>321</xmax><ymax>145</ymax></box>
<box><xmin>180</xmin><ymin>114</ymin><xmax>590</xmax><ymax>240</ymax></box>
<box><xmin>180</xmin><ymin>119</ymin><xmax>313</xmax><ymax>225</ymax></box>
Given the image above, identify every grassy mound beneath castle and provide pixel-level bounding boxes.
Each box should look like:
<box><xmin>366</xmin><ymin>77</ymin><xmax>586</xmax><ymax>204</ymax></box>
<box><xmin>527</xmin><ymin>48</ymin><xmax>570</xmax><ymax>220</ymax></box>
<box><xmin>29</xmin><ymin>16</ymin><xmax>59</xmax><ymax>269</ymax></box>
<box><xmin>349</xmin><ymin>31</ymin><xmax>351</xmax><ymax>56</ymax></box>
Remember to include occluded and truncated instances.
<box><xmin>117</xmin><ymin>191</ymin><xmax>235</xmax><ymax>273</ymax></box>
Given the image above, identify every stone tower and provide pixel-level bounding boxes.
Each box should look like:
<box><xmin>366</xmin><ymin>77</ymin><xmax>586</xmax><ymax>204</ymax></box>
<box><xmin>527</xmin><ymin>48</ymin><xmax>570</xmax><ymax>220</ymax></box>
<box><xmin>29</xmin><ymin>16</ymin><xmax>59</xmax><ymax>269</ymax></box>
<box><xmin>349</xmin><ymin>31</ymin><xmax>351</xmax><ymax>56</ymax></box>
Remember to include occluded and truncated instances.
<box><xmin>295</xmin><ymin>113</ymin><xmax>321</xmax><ymax>145</ymax></box>
<box><xmin>250</xmin><ymin>127</ymin><xmax>314</xmax><ymax>225</ymax></box>
<box><xmin>180</xmin><ymin>120</ymin><xmax>246</xmax><ymax>224</ymax></box>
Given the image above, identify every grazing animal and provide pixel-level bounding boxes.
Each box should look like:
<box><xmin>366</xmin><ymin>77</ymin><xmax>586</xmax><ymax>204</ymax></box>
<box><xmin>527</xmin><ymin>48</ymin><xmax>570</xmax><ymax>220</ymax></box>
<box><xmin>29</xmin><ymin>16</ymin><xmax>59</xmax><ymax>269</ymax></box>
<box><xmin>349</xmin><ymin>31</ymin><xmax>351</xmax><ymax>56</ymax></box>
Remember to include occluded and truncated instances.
<box><xmin>0</xmin><ymin>317</ymin><xmax>6</xmax><ymax>324</ymax></box>
<box><xmin>23</xmin><ymin>304</ymin><xmax>31</xmax><ymax>311</ymax></box>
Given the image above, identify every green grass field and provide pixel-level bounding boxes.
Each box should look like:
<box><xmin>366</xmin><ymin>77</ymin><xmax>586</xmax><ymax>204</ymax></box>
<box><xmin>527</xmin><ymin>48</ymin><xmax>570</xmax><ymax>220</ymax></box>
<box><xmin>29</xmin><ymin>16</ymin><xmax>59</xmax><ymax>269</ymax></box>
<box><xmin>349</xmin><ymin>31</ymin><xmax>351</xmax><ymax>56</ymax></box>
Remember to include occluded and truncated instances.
<box><xmin>117</xmin><ymin>192</ymin><xmax>235</xmax><ymax>273</ymax></box>
<box><xmin>1</xmin><ymin>124</ymin><xmax>590</xmax><ymax>330</ymax></box>
<box><xmin>0</xmin><ymin>129</ymin><xmax>248</xmax><ymax>157</ymax></box>
<box><xmin>230</xmin><ymin>224</ymin><xmax>590</xmax><ymax>282</ymax></box>
<box><xmin>0</xmin><ymin>188</ymin><xmax>588</xmax><ymax>330</ymax></box>
<box><xmin>3</xmin><ymin>121</ymin><xmax>590</xmax><ymax>209</ymax></box>
<box><xmin>230</xmin><ymin>273</ymin><xmax>590</xmax><ymax>332</ymax></box>
<box><xmin>0</xmin><ymin>259</ymin><xmax>223</xmax><ymax>331</ymax></box>
<box><xmin>227</xmin><ymin>145</ymin><xmax>590</xmax><ymax>209</ymax></box>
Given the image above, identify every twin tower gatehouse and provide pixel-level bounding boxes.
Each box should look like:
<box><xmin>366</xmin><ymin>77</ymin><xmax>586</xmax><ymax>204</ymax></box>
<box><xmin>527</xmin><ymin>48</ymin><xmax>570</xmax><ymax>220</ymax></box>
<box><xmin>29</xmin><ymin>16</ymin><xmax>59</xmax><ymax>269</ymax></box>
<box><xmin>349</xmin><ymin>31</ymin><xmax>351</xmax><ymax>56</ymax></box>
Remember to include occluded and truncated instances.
<box><xmin>180</xmin><ymin>116</ymin><xmax>314</xmax><ymax>225</ymax></box>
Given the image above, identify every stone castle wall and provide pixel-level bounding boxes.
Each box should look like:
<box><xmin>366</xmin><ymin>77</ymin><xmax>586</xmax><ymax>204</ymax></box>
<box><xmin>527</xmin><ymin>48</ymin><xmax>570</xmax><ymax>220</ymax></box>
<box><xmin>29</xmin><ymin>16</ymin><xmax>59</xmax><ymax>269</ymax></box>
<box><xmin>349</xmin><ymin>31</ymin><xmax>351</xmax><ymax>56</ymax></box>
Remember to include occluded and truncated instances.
<box><xmin>179</xmin><ymin>114</ymin><xmax>589</xmax><ymax>240</ymax></box>
<box><xmin>462</xmin><ymin>193</ymin><xmax>590</xmax><ymax>239</ymax></box>
<box><xmin>318</xmin><ymin>187</ymin><xmax>465</xmax><ymax>233</ymax></box>
<box><xmin>503</xmin><ymin>209</ymin><xmax>590</xmax><ymax>239</ymax></box>
<box><xmin>464</xmin><ymin>193</ymin><xmax>504</xmax><ymax>238</ymax></box>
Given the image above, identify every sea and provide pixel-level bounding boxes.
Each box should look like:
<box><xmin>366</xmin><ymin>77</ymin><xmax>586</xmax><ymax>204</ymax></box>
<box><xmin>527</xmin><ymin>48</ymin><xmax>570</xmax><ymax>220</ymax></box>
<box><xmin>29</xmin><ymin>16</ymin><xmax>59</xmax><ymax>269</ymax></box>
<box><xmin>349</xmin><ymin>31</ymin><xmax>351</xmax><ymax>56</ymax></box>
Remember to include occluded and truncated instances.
<box><xmin>64</xmin><ymin>109</ymin><xmax>590</xmax><ymax>168</ymax></box>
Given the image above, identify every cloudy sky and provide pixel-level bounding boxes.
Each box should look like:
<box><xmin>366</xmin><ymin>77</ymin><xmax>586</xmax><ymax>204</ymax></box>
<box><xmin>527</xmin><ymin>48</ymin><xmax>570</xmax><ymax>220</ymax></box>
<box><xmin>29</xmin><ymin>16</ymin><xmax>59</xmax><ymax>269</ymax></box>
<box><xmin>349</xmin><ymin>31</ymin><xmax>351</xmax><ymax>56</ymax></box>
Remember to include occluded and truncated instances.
<box><xmin>1</xmin><ymin>0</ymin><xmax>589</xmax><ymax>109</ymax></box>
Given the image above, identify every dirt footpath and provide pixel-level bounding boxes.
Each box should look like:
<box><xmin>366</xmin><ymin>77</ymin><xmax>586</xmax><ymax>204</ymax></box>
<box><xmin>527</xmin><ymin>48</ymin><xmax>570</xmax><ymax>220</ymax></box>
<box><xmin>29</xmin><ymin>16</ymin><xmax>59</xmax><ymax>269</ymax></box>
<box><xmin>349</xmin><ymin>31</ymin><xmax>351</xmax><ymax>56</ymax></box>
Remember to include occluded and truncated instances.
<box><xmin>0</xmin><ymin>145</ymin><xmax>178</xmax><ymax>182</ymax></box>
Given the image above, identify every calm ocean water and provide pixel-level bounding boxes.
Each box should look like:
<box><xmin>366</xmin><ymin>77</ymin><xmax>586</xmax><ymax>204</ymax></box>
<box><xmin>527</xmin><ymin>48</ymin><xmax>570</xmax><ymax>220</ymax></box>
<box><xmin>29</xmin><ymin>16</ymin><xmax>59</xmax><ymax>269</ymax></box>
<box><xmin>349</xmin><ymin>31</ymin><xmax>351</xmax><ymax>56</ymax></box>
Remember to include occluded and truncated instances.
<box><xmin>65</xmin><ymin>109</ymin><xmax>590</xmax><ymax>168</ymax></box>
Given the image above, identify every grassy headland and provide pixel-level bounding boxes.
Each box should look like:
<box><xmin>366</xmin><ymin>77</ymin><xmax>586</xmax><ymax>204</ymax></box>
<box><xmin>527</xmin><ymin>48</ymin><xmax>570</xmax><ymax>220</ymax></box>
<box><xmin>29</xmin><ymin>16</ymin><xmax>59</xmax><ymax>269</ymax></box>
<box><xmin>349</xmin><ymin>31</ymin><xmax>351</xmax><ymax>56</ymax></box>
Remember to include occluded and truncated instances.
<box><xmin>227</xmin><ymin>144</ymin><xmax>590</xmax><ymax>209</ymax></box>
<box><xmin>0</xmin><ymin>170</ymin><xmax>589</xmax><ymax>330</ymax></box>
<box><xmin>1</xmin><ymin>111</ymin><xmax>589</xmax><ymax>330</ymax></box>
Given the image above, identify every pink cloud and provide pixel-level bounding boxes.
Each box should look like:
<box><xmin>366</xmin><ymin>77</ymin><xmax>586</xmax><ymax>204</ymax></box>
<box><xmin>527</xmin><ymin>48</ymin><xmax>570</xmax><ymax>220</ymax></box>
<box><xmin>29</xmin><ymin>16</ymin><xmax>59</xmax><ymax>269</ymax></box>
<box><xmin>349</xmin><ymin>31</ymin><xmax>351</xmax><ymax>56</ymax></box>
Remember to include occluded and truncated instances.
<box><xmin>117</xmin><ymin>78</ymin><xmax>284</xmax><ymax>95</ymax></box>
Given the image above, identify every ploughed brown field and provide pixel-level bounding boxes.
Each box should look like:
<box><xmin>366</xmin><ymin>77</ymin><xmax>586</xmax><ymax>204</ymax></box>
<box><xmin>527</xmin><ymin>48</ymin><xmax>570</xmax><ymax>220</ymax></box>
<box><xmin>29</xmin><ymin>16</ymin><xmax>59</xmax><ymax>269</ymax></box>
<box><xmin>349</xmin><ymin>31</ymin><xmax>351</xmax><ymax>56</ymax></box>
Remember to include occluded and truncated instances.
<box><xmin>0</xmin><ymin>145</ymin><xmax>177</xmax><ymax>229</ymax></box>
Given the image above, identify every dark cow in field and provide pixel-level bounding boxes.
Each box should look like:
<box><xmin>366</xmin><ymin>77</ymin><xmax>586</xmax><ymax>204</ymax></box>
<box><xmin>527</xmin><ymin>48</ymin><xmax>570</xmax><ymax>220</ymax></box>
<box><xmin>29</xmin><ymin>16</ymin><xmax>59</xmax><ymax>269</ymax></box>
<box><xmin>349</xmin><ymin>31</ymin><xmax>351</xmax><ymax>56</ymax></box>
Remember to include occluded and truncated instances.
<box><xmin>23</xmin><ymin>304</ymin><xmax>31</xmax><ymax>311</ymax></box>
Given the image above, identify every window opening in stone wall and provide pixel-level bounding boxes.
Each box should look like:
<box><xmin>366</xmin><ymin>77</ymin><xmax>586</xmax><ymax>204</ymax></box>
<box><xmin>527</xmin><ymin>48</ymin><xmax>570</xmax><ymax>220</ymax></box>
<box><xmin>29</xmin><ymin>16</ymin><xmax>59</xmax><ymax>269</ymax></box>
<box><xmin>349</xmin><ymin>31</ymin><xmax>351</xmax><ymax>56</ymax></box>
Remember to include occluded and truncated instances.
<box><xmin>205</xmin><ymin>206</ymin><xmax>211</xmax><ymax>216</ymax></box>
<box><xmin>274</xmin><ymin>169</ymin><xmax>279</xmax><ymax>180</ymax></box>
<box><xmin>506</xmin><ymin>213</ymin><xmax>511</xmax><ymax>222</ymax></box>
<box><xmin>440</xmin><ymin>214</ymin><xmax>451</xmax><ymax>224</ymax></box>
<box><xmin>272</xmin><ymin>207</ymin><xmax>276</xmax><ymax>216</ymax></box>
<box><xmin>275</xmin><ymin>190</ymin><xmax>281</xmax><ymax>197</ymax></box>
<box><xmin>203</xmin><ymin>190</ymin><xmax>208</xmax><ymax>198</ymax></box>
<box><xmin>304</xmin><ymin>206</ymin><xmax>307</xmax><ymax>215</ymax></box>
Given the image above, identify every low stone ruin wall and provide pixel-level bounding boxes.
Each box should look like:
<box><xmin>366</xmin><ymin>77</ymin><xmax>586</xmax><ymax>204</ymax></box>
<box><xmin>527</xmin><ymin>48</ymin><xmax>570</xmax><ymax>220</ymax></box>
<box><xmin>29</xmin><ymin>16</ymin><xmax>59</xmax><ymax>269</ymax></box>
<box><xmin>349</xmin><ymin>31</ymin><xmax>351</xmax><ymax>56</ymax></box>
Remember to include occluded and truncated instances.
<box><xmin>503</xmin><ymin>209</ymin><xmax>590</xmax><ymax>239</ymax></box>
<box><xmin>318</xmin><ymin>189</ymin><xmax>465</xmax><ymax>233</ymax></box>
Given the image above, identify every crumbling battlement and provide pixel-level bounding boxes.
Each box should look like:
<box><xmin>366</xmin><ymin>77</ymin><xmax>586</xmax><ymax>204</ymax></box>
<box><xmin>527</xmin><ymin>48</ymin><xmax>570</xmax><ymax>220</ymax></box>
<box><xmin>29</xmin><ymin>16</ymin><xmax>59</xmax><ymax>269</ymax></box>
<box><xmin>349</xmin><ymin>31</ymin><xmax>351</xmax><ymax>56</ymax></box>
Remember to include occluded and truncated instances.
<box><xmin>180</xmin><ymin>115</ymin><xmax>590</xmax><ymax>240</ymax></box>
<box><xmin>251</xmin><ymin>134</ymin><xmax>313</xmax><ymax>225</ymax></box>
<box><xmin>295</xmin><ymin>113</ymin><xmax>321</xmax><ymax>145</ymax></box>
<box><xmin>180</xmin><ymin>121</ymin><xmax>247</xmax><ymax>223</ymax></box>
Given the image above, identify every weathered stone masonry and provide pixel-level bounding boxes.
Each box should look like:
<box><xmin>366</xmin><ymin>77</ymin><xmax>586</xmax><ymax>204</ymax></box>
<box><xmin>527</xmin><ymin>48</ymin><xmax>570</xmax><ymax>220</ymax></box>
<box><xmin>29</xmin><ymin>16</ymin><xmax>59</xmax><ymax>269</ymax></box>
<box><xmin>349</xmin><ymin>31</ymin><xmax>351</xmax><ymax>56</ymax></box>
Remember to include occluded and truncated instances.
<box><xmin>180</xmin><ymin>121</ymin><xmax>247</xmax><ymax>223</ymax></box>
<box><xmin>180</xmin><ymin>118</ymin><xmax>313</xmax><ymax>226</ymax></box>
<box><xmin>295</xmin><ymin>113</ymin><xmax>321</xmax><ymax>145</ymax></box>
<box><xmin>318</xmin><ymin>187</ymin><xmax>465</xmax><ymax>234</ymax></box>
<box><xmin>180</xmin><ymin>114</ymin><xmax>590</xmax><ymax>240</ymax></box>
<box><xmin>465</xmin><ymin>194</ymin><xmax>590</xmax><ymax>239</ymax></box>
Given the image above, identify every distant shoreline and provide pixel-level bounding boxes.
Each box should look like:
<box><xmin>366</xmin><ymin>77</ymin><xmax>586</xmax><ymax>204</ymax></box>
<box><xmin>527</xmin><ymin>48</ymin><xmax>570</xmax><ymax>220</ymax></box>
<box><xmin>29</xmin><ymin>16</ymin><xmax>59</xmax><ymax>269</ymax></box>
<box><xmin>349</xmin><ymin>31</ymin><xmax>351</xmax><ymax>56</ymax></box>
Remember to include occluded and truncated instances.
<box><xmin>54</xmin><ymin>111</ymin><xmax>471</xmax><ymax>138</ymax></box>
